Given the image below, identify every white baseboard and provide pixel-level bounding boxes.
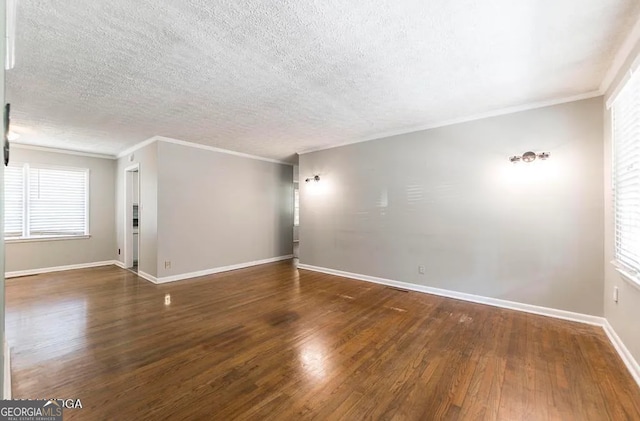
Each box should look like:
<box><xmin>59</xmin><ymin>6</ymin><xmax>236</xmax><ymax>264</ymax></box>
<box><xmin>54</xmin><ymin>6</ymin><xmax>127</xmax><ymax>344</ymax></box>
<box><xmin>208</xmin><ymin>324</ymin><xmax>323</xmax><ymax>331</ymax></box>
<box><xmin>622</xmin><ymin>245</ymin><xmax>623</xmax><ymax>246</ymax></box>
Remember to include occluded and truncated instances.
<box><xmin>114</xmin><ymin>260</ymin><xmax>126</xmax><ymax>269</ymax></box>
<box><xmin>297</xmin><ymin>263</ymin><xmax>605</xmax><ymax>326</ymax></box>
<box><xmin>4</xmin><ymin>339</ymin><xmax>10</xmax><ymax>400</ymax></box>
<box><xmin>137</xmin><ymin>270</ymin><xmax>158</xmax><ymax>284</ymax></box>
<box><xmin>603</xmin><ymin>320</ymin><xmax>640</xmax><ymax>388</ymax></box>
<box><xmin>153</xmin><ymin>255</ymin><xmax>294</xmax><ymax>284</ymax></box>
<box><xmin>5</xmin><ymin>260</ymin><xmax>118</xmax><ymax>278</ymax></box>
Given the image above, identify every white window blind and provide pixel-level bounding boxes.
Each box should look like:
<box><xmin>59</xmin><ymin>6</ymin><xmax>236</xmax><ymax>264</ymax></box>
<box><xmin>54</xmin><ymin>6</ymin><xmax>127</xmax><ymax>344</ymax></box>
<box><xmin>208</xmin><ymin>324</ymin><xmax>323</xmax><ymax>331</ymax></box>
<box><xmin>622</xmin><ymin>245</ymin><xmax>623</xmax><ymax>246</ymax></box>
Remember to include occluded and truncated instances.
<box><xmin>4</xmin><ymin>164</ymin><xmax>89</xmax><ymax>239</ymax></box>
<box><xmin>613</xmin><ymin>70</ymin><xmax>640</xmax><ymax>274</ymax></box>
<box><xmin>4</xmin><ymin>165</ymin><xmax>24</xmax><ymax>237</ymax></box>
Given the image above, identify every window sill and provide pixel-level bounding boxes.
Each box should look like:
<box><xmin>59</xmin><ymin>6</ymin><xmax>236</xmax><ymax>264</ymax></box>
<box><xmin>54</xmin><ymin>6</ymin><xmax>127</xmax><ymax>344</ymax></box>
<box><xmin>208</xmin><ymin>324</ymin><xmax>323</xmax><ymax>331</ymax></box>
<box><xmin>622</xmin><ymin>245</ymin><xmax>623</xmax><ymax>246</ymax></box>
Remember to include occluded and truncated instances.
<box><xmin>5</xmin><ymin>235</ymin><xmax>91</xmax><ymax>244</ymax></box>
<box><xmin>611</xmin><ymin>260</ymin><xmax>640</xmax><ymax>291</ymax></box>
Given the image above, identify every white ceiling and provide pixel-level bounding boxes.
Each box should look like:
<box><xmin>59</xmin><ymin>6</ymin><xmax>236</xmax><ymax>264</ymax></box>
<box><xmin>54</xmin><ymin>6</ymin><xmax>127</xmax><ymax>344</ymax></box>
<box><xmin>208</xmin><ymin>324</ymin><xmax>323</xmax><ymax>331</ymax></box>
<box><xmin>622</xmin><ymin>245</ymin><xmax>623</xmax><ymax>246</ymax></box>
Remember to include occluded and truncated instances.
<box><xmin>7</xmin><ymin>0</ymin><xmax>640</xmax><ymax>162</ymax></box>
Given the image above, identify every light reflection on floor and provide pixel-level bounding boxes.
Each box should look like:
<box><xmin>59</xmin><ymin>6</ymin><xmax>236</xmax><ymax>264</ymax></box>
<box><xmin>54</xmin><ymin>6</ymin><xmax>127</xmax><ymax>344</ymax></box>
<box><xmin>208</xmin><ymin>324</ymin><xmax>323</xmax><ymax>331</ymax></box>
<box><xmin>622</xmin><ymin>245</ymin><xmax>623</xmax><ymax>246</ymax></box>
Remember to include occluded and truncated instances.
<box><xmin>7</xmin><ymin>297</ymin><xmax>88</xmax><ymax>364</ymax></box>
<box><xmin>298</xmin><ymin>336</ymin><xmax>331</xmax><ymax>382</ymax></box>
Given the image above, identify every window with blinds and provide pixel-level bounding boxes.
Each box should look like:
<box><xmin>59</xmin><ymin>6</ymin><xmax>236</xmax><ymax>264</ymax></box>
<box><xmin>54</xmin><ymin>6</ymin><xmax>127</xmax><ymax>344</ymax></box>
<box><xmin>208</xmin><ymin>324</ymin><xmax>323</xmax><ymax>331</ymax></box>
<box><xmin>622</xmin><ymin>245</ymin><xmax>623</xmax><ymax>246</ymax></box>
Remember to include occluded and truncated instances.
<box><xmin>612</xmin><ymin>69</ymin><xmax>640</xmax><ymax>275</ymax></box>
<box><xmin>4</xmin><ymin>164</ymin><xmax>89</xmax><ymax>239</ymax></box>
<box><xmin>4</xmin><ymin>165</ymin><xmax>24</xmax><ymax>237</ymax></box>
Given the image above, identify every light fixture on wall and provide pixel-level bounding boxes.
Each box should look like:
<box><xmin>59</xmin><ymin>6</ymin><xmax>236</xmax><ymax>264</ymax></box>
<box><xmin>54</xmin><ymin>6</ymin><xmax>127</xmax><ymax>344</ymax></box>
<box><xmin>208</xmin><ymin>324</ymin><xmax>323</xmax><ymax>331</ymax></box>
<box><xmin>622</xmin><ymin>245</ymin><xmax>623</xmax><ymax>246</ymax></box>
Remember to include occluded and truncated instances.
<box><xmin>305</xmin><ymin>175</ymin><xmax>320</xmax><ymax>183</ymax></box>
<box><xmin>509</xmin><ymin>151</ymin><xmax>550</xmax><ymax>163</ymax></box>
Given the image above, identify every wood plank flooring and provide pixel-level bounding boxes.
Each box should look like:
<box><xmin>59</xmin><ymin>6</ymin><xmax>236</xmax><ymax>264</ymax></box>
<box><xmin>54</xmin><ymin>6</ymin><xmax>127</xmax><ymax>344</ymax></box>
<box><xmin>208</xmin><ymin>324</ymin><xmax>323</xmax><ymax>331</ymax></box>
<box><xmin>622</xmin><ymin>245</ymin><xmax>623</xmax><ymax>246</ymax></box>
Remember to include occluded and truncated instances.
<box><xmin>6</xmin><ymin>261</ymin><xmax>640</xmax><ymax>420</ymax></box>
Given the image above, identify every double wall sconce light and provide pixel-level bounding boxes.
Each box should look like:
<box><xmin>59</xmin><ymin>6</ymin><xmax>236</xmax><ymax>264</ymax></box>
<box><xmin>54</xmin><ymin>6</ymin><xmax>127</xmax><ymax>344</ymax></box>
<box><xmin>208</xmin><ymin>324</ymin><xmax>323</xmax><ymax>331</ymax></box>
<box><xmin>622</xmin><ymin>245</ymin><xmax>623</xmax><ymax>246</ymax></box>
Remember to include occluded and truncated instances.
<box><xmin>509</xmin><ymin>151</ymin><xmax>550</xmax><ymax>163</ymax></box>
<box><xmin>305</xmin><ymin>175</ymin><xmax>320</xmax><ymax>183</ymax></box>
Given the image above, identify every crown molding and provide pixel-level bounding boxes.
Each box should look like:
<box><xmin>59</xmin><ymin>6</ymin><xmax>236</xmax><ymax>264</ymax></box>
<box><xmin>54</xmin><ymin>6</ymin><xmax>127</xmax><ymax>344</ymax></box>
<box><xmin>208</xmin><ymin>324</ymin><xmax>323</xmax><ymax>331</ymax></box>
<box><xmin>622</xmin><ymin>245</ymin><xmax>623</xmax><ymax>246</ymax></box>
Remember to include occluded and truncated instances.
<box><xmin>10</xmin><ymin>143</ymin><xmax>116</xmax><ymax>160</ymax></box>
<box><xmin>116</xmin><ymin>136</ymin><xmax>160</xmax><ymax>159</ymax></box>
<box><xmin>600</xmin><ymin>16</ymin><xmax>640</xmax><ymax>95</ymax></box>
<box><xmin>298</xmin><ymin>90</ymin><xmax>602</xmax><ymax>155</ymax></box>
<box><xmin>117</xmin><ymin>135</ymin><xmax>294</xmax><ymax>166</ymax></box>
<box><xmin>155</xmin><ymin>136</ymin><xmax>294</xmax><ymax>166</ymax></box>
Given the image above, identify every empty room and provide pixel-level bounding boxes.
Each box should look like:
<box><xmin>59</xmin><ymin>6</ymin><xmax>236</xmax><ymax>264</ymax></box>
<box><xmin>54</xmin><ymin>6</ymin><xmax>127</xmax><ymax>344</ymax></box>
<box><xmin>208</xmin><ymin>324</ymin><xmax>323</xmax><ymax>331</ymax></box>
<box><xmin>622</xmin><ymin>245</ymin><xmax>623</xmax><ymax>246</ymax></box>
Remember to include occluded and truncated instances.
<box><xmin>0</xmin><ymin>0</ymin><xmax>639</xmax><ymax>419</ymax></box>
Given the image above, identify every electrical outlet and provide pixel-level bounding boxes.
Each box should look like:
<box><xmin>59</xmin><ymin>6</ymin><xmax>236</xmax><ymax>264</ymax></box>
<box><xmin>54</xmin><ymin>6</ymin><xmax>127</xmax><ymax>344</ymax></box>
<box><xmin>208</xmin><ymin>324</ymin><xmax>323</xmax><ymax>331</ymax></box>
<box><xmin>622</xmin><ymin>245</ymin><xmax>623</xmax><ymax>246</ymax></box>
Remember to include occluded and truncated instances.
<box><xmin>613</xmin><ymin>286</ymin><xmax>619</xmax><ymax>303</ymax></box>
<box><xmin>165</xmin><ymin>261</ymin><xmax>171</xmax><ymax>269</ymax></box>
<box><xmin>118</xmin><ymin>248</ymin><xmax>121</xmax><ymax>255</ymax></box>
<box><xmin>418</xmin><ymin>265</ymin><xmax>425</xmax><ymax>275</ymax></box>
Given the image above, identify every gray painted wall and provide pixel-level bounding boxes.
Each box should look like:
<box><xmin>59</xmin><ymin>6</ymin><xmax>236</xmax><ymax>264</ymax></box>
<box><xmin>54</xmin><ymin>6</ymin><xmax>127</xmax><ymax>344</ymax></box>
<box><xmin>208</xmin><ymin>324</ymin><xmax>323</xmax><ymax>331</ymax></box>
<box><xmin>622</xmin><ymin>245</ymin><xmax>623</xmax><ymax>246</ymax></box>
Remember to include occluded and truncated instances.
<box><xmin>156</xmin><ymin>141</ymin><xmax>293</xmax><ymax>278</ymax></box>
<box><xmin>603</xmin><ymin>37</ymin><xmax>640</xmax><ymax>364</ymax></box>
<box><xmin>300</xmin><ymin>97</ymin><xmax>604</xmax><ymax>316</ymax></box>
<box><xmin>116</xmin><ymin>142</ymin><xmax>158</xmax><ymax>276</ymax></box>
<box><xmin>6</xmin><ymin>147</ymin><xmax>116</xmax><ymax>272</ymax></box>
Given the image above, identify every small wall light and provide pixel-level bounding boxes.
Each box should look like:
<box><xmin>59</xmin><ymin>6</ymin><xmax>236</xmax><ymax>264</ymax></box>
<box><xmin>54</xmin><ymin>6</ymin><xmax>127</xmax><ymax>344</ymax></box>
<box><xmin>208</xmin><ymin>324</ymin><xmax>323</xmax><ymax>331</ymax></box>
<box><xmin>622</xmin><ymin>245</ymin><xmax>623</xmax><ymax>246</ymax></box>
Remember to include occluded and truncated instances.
<box><xmin>6</xmin><ymin>131</ymin><xmax>19</xmax><ymax>141</ymax></box>
<box><xmin>509</xmin><ymin>151</ymin><xmax>550</xmax><ymax>163</ymax></box>
<box><xmin>305</xmin><ymin>175</ymin><xmax>320</xmax><ymax>183</ymax></box>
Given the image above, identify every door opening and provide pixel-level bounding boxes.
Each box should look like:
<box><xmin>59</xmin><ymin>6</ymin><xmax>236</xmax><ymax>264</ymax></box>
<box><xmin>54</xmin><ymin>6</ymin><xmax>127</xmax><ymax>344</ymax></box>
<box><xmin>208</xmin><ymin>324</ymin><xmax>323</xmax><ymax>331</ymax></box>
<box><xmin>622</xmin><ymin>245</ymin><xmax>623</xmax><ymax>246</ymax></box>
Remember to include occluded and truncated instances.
<box><xmin>124</xmin><ymin>165</ymin><xmax>140</xmax><ymax>272</ymax></box>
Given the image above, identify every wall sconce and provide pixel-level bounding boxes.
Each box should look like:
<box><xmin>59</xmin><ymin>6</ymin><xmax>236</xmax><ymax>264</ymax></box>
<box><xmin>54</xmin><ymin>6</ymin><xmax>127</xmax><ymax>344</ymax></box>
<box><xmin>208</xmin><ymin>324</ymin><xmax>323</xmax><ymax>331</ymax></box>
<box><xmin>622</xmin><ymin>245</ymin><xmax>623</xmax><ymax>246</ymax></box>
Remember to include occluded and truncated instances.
<box><xmin>509</xmin><ymin>151</ymin><xmax>550</xmax><ymax>163</ymax></box>
<box><xmin>305</xmin><ymin>175</ymin><xmax>320</xmax><ymax>183</ymax></box>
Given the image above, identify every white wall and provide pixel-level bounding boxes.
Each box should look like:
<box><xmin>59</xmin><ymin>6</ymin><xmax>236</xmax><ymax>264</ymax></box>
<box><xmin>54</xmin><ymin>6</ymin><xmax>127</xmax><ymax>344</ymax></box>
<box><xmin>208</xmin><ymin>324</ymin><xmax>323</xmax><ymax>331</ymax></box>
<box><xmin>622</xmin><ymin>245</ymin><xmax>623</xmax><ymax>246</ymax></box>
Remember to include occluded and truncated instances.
<box><xmin>116</xmin><ymin>142</ymin><xmax>158</xmax><ymax>276</ymax></box>
<box><xmin>300</xmin><ymin>97</ymin><xmax>604</xmax><ymax>316</ymax></box>
<box><xmin>156</xmin><ymin>141</ymin><xmax>293</xmax><ymax>278</ymax></box>
<box><xmin>603</xmin><ymin>37</ymin><xmax>640</xmax><ymax>364</ymax></box>
<box><xmin>6</xmin><ymin>147</ymin><xmax>116</xmax><ymax>272</ymax></box>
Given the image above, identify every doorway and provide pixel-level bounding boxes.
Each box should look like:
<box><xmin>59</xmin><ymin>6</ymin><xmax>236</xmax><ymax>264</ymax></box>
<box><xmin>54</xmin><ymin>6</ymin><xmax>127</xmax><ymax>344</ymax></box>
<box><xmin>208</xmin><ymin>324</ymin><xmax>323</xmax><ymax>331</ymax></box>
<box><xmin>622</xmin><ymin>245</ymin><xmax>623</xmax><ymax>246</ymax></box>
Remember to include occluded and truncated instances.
<box><xmin>124</xmin><ymin>165</ymin><xmax>140</xmax><ymax>272</ymax></box>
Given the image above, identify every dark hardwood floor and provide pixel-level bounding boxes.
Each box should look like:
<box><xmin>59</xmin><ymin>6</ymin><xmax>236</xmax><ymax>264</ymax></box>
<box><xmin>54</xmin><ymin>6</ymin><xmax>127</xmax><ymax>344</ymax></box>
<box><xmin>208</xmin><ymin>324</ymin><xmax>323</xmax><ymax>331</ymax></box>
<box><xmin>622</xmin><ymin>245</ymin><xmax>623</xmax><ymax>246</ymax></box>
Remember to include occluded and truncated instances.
<box><xmin>6</xmin><ymin>261</ymin><xmax>640</xmax><ymax>420</ymax></box>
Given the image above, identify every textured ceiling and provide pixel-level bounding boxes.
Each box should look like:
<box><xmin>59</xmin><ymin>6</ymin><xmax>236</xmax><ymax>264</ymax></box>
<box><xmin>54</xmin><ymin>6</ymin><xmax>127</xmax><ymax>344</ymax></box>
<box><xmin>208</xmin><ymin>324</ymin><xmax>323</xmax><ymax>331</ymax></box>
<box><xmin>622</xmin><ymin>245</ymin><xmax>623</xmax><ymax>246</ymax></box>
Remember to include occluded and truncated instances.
<box><xmin>7</xmin><ymin>0</ymin><xmax>640</xmax><ymax>161</ymax></box>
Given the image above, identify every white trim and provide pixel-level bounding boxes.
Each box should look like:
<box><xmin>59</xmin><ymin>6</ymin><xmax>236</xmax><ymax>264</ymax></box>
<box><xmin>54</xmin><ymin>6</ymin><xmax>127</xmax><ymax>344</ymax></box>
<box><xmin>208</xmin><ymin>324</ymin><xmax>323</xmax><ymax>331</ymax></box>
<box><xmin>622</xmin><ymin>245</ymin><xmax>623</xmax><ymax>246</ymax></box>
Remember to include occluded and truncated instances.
<box><xmin>114</xmin><ymin>260</ymin><xmax>126</xmax><ymax>269</ymax></box>
<box><xmin>116</xmin><ymin>136</ymin><xmax>159</xmax><ymax>159</ymax></box>
<box><xmin>5</xmin><ymin>260</ymin><xmax>117</xmax><ymax>278</ymax></box>
<box><xmin>10</xmin><ymin>143</ymin><xmax>116</xmax><ymax>160</ymax></box>
<box><xmin>298</xmin><ymin>91</ymin><xmax>602</xmax><ymax>155</ymax></box>
<box><xmin>5</xmin><ymin>234</ymin><xmax>91</xmax><ymax>243</ymax></box>
<box><xmin>4</xmin><ymin>339</ymin><xmax>11</xmax><ymax>400</ymax></box>
<box><xmin>605</xmin><ymin>53</ymin><xmax>640</xmax><ymax>109</ymax></box>
<box><xmin>603</xmin><ymin>320</ymin><xmax>640</xmax><ymax>389</ymax></box>
<box><xmin>296</xmin><ymin>264</ymin><xmax>605</xmax><ymax>326</ymax></box>
<box><xmin>137</xmin><ymin>271</ymin><xmax>158</xmax><ymax>284</ymax></box>
<box><xmin>117</xmin><ymin>136</ymin><xmax>294</xmax><ymax>166</ymax></box>
<box><xmin>85</xmin><ymin>169</ymin><xmax>90</xmax><ymax>236</ymax></box>
<box><xmin>123</xmin><ymin>163</ymin><xmax>140</xmax><ymax>269</ymax></box>
<box><xmin>601</xmin><ymin>16</ymin><xmax>640</xmax><ymax>95</ymax></box>
<box><xmin>156</xmin><ymin>136</ymin><xmax>294</xmax><ymax>166</ymax></box>
<box><xmin>611</xmin><ymin>260</ymin><xmax>640</xmax><ymax>292</ymax></box>
<box><xmin>153</xmin><ymin>255</ymin><xmax>294</xmax><ymax>284</ymax></box>
<box><xmin>11</xmin><ymin>91</ymin><xmax>607</xmax><ymax>162</ymax></box>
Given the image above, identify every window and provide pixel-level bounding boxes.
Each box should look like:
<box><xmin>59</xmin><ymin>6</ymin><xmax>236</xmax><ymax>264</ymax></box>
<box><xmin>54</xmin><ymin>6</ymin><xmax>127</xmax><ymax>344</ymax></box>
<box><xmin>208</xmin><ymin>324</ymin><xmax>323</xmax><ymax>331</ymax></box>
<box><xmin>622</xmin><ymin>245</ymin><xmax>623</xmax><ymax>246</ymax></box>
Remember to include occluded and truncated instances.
<box><xmin>612</xmin><ymin>69</ymin><xmax>640</xmax><ymax>277</ymax></box>
<box><xmin>4</xmin><ymin>164</ymin><xmax>89</xmax><ymax>239</ymax></box>
<box><xmin>294</xmin><ymin>183</ymin><xmax>299</xmax><ymax>226</ymax></box>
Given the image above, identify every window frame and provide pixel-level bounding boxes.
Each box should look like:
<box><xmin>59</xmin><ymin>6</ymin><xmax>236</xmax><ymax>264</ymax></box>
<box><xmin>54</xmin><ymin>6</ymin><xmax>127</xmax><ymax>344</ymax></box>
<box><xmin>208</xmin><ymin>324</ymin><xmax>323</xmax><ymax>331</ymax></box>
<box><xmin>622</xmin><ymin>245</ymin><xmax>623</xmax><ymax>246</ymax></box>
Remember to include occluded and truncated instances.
<box><xmin>294</xmin><ymin>182</ymin><xmax>300</xmax><ymax>227</ymax></box>
<box><xmin>4</xmin><ymin>162</ymin><xmax>91</xmax><ymax>242</ymax></box>
<box><xmin>611</xmin><ymin>68</ymin><xmax>640</xmax><ymax>290</ymax></box>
